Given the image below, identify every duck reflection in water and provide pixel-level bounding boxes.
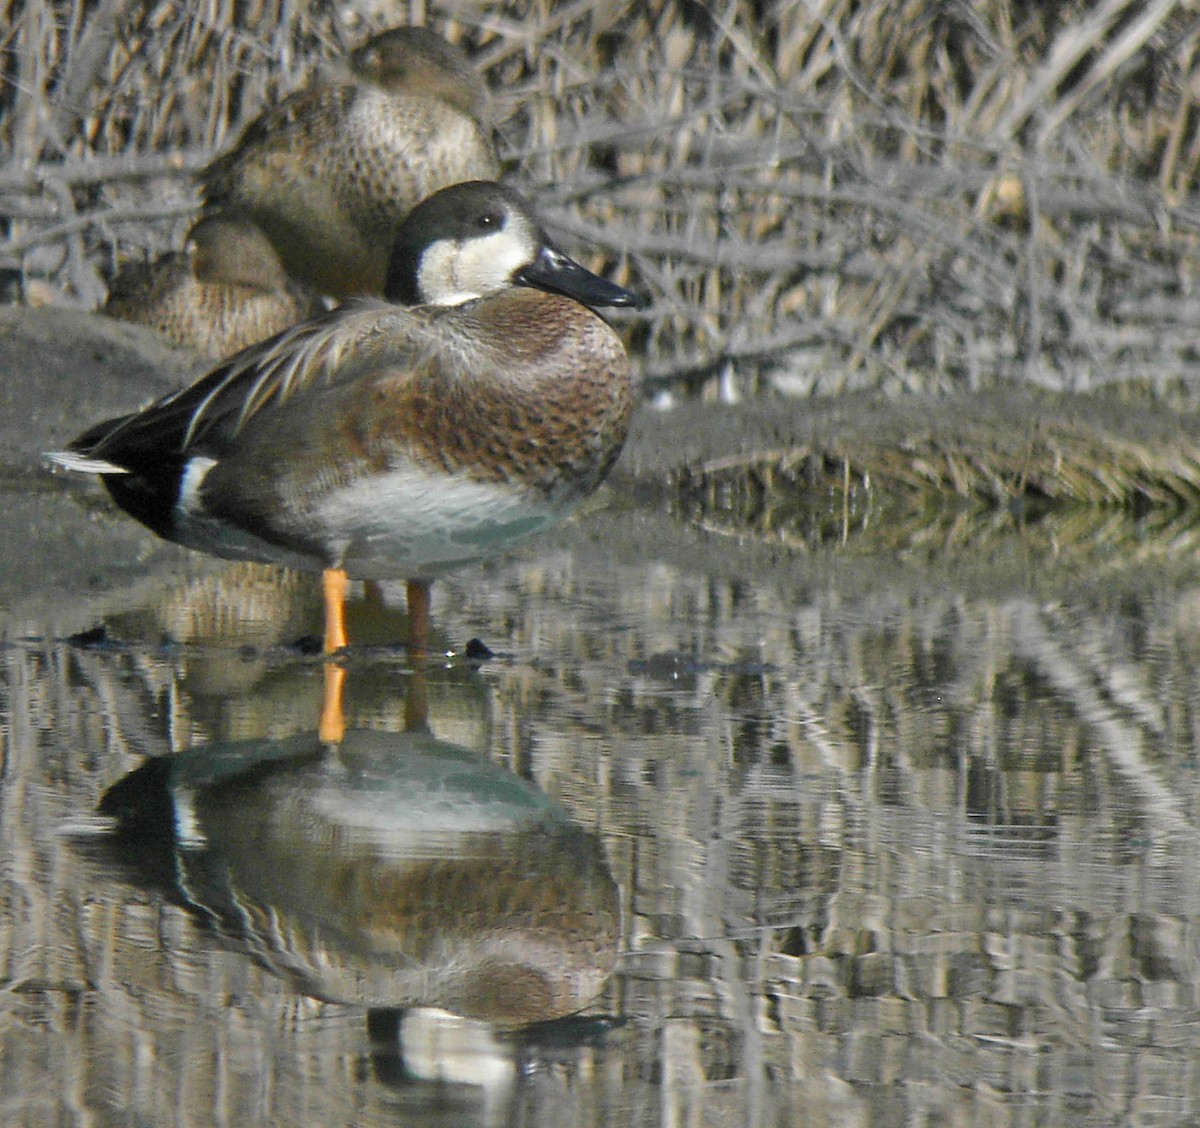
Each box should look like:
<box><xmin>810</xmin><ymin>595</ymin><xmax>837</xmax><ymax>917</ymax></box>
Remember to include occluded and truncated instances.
<box><xmin>94</xmin><ymin>714</ymin><xmax>620</xmax><ymax>1102</ymax></box>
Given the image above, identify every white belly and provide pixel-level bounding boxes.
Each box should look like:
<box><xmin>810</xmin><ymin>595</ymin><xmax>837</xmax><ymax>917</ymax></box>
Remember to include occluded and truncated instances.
<box><xmin>307</xmin><ymin>466</ymin><xmax>567</xmax><ymax>581</ymax></box>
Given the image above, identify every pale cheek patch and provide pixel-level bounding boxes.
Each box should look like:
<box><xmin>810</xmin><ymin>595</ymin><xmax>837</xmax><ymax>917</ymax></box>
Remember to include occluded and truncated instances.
<box><xmin>418</xmin><ymin>227</ymin><xmax>534</xmax><ymax>306</ymax></box>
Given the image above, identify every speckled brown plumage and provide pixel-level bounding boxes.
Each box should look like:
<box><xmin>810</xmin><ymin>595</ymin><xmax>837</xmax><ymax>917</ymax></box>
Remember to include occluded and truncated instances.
<box><xmin>103</xmin><ymin>213</ymin><xmax>326</xmax><ymax>358</ymax></box>
<box><xmin>201</xmin><ymin>27</ymin><xmax>498</xmax><ymax>298</ymax></box>
<box><xmin>344</xmin><ymin>290</ymin><xmax>634</xmax><ymax>494</ymax></box>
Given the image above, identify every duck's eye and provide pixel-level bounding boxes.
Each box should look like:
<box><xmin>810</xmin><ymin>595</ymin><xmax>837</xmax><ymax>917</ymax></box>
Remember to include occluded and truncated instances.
<box><xmin>474</xmin><ymin>212</ymin><xmax>502</xmax><ymax>231</ymax></box>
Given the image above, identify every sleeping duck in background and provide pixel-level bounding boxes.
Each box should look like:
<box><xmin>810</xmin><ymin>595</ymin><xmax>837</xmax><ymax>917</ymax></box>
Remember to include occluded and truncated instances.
<box><xmin>201</xmin><ymin>26</ymin><xmax>500</xmax><ymax>299</ymax></box>
<box><xmin>103</xmin><ymin>212</ymin><xmax>327</xmax><ymax>358</ymax></box>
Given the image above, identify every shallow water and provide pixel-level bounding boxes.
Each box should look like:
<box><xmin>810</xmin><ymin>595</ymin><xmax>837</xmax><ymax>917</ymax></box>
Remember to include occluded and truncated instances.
<box><xmin>4</xmin><ymin>480</ymin><xmax>1200</xmax><ymax>1126</ymax></box>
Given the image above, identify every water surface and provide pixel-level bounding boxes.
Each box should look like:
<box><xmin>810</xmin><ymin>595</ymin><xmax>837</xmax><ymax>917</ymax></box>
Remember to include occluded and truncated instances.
<box><xmin>3</xmin><ymin>480</ymin><xmax>1200</xmax><ymax>1126</ymax></box>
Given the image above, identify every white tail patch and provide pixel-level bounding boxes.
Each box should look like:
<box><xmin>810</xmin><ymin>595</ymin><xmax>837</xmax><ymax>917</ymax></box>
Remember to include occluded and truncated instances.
<box><xmin>178</xmin><ymin>456</ymin><xmax>218</xmax><ymax>513</ymax></box>
<box><xmin>45</xmin><ymin>451</ymin><xmax>129</xmax><ymax>475</ymax></box>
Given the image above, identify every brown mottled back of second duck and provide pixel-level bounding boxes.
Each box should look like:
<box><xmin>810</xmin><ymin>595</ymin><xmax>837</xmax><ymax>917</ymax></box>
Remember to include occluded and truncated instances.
<box><xmin>201</xmin><ymin>26</ymin><xmax>499</xmax><ymax>300</ymax></box>
<box><xmin>103</xmin><ymin>213</ymin><xmax>327</xmax><ymax>359</ymax></box>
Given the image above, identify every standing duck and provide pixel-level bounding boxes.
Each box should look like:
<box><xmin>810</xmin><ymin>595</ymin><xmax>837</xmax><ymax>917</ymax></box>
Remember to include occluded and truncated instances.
<box><xmin>103</xmin><ymin>212</ymin><xmax>326</xmax><ymax>358</ymax></box>
<box><xmin>49</xmin><ymin>181</ymin><xmax>643</xmax><ymax>664</ymax></box>
<box><xmin>201</xmin><ymin>26</ymin><xmax>499</xmax><ymax>298</ymax></box>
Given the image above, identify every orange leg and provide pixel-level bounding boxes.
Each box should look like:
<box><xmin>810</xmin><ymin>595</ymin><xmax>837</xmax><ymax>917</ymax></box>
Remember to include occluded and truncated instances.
<box><xmin>319</xmin><ymin>660</ymin><xmax>346</xmax><ymax>745</ymax></box>
<box><xmin>318</xmin><ymin>568</ymin><xmax>350</xmax><ymax>744</ymax></box>
<box><xmin>323</xmin><ymin>567</ymin><xmax>349</xmax><ymax>653</ymax></box>
<box><xmin>406</xmin><ymin>579</ymin><xmax>431</xmax><ymax>657</ymax></box>
<box><xmin>404</xmin><ymin>656</ymin><xmax>429</xmax><ymax>733</ymax></box>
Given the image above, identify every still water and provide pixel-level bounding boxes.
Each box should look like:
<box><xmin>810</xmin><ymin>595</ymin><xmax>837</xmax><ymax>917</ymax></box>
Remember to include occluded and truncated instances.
<box><xmin>3</xmin><ymin>478</ymin><xmax>1200</xmax><ymax>1126</ymax></box>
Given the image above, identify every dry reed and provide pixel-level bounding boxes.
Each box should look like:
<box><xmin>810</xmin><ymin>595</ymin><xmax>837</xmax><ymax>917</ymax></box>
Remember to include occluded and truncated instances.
<box><xmin>2</xmin><ymin>0</ymin><xmax>1199</xmax><ymax>398</ymax></box>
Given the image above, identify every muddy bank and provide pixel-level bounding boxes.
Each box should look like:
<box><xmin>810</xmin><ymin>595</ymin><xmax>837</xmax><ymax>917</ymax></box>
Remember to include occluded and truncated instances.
<box><xmin>3</xmin><ymin>303</ymin><xmax>1200</xmax><ymax>628</ymax></box>
<box><xmin>0</xmin><ymin>306</ymin><xmax>195</xmax><ymax>470</ymax></box>
<box><xmin>616</xmin><ymin>386</ymin><xmax>1200</xmax><ymax>506</ymax></box>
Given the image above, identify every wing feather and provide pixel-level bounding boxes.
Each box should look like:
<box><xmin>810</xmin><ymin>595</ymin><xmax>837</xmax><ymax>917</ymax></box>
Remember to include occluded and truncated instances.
<box><xmin>72</xmin><ymin>298</ymin><xmax>415</xmax><ymax>471</ymax></box>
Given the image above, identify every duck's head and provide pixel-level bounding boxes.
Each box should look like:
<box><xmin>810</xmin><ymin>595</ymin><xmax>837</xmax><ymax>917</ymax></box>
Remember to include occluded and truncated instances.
<box><xmin>350</xmin><ymin>26</ymin><xmax>490</xmax><ymax>120</ymax></box>
<box><xmin>383</xmin><ymin>181</ymin><xmax>645</xmax><ymax>312</ymax></box>
<box><xmin>187</xmin><ymin>213</ymin><xmax>290</xmax><ymax>293</ymax></box>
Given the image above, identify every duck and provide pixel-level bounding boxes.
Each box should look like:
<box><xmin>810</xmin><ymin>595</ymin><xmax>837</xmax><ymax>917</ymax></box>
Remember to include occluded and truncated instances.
<box><xmin>103</xmin><ymin>212</ymin><xmax>327</xmax><ymax>358</ymax></box>
<box><xmin>201</xmin><ymin>26</ymin><xmax>499</xmax><ymax>299</ymax></box>
<box><xmin>48</xmin><ymin>181</ymin><xmax>643</xmax><ymax>667</ymax></box>
<box><xmin>97</xmin><ymin>727</ymin><xmax>619</xmax><ymax>1023</ymax></box>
